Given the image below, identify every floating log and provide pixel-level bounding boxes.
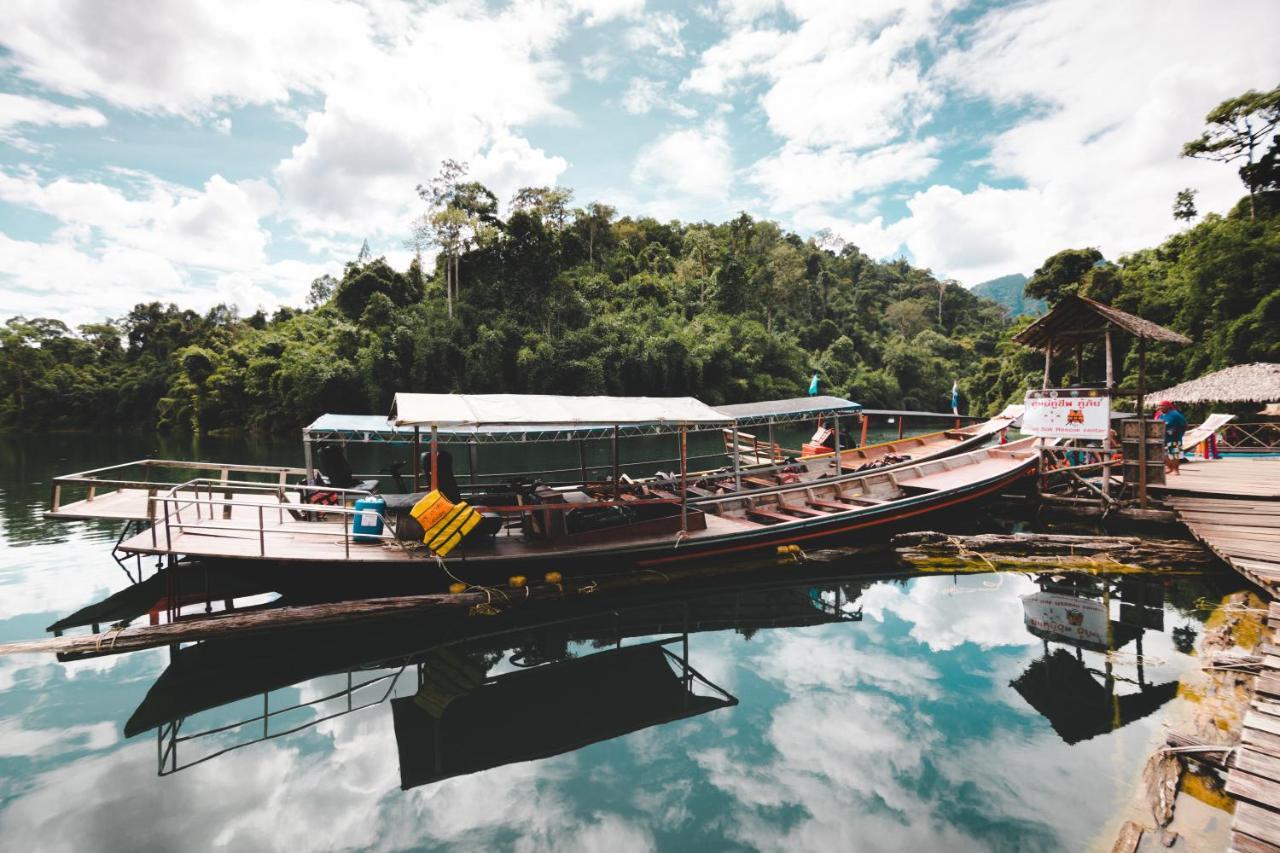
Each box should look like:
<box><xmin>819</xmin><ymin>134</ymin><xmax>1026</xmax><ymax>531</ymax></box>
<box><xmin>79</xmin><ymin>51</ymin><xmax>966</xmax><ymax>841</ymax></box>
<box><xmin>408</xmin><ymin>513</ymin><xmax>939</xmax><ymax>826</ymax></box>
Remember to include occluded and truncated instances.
<box><xmin>0</xmin><ymin>547</ymin><xmax>877</xmax><ymax>659</ymax></box>
<box><xmin>892</xmin><ymin>531</ymin><xmax>1215</xmax><ymax>571</ymax></box>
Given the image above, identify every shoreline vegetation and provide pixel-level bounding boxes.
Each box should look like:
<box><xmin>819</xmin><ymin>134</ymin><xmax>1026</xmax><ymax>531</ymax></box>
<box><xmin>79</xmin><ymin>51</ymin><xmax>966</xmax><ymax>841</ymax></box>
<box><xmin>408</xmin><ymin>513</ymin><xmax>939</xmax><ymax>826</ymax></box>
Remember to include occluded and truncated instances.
<box><xmin>1</xmin><ymin>91</ymin><xmax>1276</xmax><ymax>436</ymax></box>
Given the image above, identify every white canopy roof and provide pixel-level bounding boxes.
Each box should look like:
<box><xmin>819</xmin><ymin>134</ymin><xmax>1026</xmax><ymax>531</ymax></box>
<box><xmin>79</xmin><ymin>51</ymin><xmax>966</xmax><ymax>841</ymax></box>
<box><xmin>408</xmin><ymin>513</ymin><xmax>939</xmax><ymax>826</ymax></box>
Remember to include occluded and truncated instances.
<box><xmin>390</xmin><ymin>393</ymin><xmax>733</xmax><ymax>430</ymax></box>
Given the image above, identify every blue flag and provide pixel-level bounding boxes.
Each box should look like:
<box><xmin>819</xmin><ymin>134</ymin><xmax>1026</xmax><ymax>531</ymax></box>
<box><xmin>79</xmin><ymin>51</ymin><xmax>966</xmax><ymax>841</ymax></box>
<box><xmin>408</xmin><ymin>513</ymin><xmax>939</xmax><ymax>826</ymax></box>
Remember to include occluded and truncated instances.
<box><xmin>808</xmin><ymin>374</ymin><xmax>820</xmax><ymax>396</ymax></box>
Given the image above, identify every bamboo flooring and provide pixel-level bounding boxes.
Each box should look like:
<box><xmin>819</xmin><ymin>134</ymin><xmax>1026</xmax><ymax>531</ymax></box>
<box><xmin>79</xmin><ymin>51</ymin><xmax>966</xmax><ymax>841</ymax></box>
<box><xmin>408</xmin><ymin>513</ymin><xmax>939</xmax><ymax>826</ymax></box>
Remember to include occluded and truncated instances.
<box><xmin>1225</xmin><ymin>602</ymin><xmax>1280</xmax><ymax>851</ymax></box>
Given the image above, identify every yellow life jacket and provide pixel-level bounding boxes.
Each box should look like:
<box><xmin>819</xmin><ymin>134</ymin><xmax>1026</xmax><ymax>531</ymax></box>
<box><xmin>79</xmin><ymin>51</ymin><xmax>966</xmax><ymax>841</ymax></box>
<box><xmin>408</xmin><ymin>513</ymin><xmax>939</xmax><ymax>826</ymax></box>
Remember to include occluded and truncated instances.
<box><xmin>410</xmin><ymin>489</ymin><xmax>482</xmax><ymax>556</ymax></box>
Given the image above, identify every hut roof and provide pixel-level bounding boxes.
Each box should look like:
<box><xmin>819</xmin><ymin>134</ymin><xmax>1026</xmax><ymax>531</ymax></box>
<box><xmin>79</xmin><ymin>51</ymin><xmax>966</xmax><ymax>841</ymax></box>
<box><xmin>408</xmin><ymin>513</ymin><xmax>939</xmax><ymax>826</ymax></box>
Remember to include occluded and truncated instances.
<box><xmin>1150</xmin><ymin>363</ymin><xmax>1280</xmax><ymax>404</ymax></box>
<box><xmin>1012</xmin><ymin>295</ymin><xmax>1191</xmax><ymax>353</ymax></box>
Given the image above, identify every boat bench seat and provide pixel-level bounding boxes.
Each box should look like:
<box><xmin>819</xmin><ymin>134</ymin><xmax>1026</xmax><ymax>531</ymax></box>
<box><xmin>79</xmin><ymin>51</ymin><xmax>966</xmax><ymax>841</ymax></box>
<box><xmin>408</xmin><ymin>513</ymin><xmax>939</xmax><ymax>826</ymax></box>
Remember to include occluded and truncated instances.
<box><xmin>807</xmin><ymin>499</ymin><xmax>852</xmax><ymax>513</ymax></box>
<box><xmin>837</xmin><ymin>495</ymin><xmax>885</xmax><ymax>506</ymax></box>
<box><xmin>740</xmin><ymin>476</ymin><xmax>778</xmax><ymax>489</ymax></box>
<box><xmin>744</xmin><ymin>507</ymin><xmax>796</xmax><ymax>524</ymax></box>
<box><xmin>776</xmin><ymin>504</ymin><xmax>826</xmax><ymax>517</ymax></box>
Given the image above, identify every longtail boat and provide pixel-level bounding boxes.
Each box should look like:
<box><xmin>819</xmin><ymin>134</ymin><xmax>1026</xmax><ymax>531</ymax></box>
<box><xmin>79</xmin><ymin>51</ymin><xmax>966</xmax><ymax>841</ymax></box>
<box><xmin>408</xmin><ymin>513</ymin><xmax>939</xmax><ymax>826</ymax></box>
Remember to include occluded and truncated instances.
<box><xmin>91</xmin><ymin>398</ymin><xmax>1035</xmax><ymax>583</ymax></box>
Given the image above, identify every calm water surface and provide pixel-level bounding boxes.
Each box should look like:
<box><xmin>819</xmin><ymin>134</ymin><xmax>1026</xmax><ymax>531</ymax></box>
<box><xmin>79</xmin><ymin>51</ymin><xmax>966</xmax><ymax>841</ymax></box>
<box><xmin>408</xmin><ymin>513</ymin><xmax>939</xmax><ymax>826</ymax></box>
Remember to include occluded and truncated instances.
<box><xmin>0</xmin><ymin>433</ymin><xmax>1239</xmax><ymax>852</ymax></box>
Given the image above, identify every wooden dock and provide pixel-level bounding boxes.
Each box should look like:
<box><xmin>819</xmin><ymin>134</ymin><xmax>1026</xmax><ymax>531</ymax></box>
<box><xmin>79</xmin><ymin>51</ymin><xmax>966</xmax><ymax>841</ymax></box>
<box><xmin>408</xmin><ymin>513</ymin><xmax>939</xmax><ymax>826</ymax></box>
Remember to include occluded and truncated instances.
<box><xmin>1225</xmin><ymin>603</ymin><xmax>1280</xmax><ymax>852</ymax></box>
<box><xmin>1160</xmin><ymin>459</ymin><xmax>1280</xmax><ymax>597</ymax></box>
<box><xmin>1153</xmin><ymin>458</ymin><xmax>1280</xmax><ymax>500</ymax></box>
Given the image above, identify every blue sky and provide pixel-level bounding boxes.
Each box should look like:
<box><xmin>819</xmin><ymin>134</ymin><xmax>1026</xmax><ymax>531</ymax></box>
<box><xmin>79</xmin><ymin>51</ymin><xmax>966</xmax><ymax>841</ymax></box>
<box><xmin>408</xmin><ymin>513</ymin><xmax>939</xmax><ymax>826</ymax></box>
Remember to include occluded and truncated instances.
<box><xmin>1</xmin><ymin>0</ymin><xmax>1277</xmax><ymax>324</ymax></box>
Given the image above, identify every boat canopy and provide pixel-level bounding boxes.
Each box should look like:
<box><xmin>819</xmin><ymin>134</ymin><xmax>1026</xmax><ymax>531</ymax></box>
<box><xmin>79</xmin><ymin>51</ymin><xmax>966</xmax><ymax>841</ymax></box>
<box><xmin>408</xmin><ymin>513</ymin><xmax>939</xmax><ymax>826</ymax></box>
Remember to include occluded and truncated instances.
<box><xmin>715</xmin><ymin>395</ymin><xmax>861</xmax><ymax>425</ymax></box>
<box><xmin>388</xmin><ymin>392</ymin><xmax>733</xmax><ymax>441</ymax></box>
<box><xmin>307</xmin><ymin>394</ymin><xmax>864</xmax><ymax>446</ymax></box>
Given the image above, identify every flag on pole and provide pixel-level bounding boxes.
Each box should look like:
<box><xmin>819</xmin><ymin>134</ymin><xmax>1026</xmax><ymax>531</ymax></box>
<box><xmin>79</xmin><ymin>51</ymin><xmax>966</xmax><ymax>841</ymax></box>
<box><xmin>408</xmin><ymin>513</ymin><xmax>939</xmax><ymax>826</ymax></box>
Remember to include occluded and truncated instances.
<box><xmin>808</xmin><ymin>374</ymin><xmax>820</xmax><ymax>396</ymax></box>
<box><xmin>950</xmin><ymin>380</ymin><xmax>959</xmax><ymax>415</ymax></box>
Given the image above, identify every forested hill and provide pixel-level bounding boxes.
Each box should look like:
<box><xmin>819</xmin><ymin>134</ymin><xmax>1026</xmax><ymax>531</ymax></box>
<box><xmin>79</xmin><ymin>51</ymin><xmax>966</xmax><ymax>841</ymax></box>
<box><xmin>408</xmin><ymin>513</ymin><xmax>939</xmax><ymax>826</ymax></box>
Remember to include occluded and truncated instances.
<box><xmin>0</xmin><ymin>201</ymin><xmax>1013</xmax><ymax>434</ymax></box>
<box><xmin>2</xmin><ymin>185</ymin><xmax>1277</xmax><ymax>436</ymax></box>
<box><xmin>970</xmin><ymin>274</ymin><xmax>1042</xmax><ymax>318</ymax></box>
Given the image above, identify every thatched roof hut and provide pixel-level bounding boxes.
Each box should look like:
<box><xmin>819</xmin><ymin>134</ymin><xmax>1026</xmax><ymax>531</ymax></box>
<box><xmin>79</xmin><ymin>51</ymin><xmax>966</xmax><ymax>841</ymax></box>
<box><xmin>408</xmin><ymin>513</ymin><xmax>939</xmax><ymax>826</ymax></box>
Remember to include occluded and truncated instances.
<box><xmin>1150</xmin><ymin>363</ymin><xmax>1280</xmax><ymax>404</ymax></box>
<box><xmin>1012</xmin><ymin>295</ymin><xmax>1191</xmax><ymax>353</ymax></box>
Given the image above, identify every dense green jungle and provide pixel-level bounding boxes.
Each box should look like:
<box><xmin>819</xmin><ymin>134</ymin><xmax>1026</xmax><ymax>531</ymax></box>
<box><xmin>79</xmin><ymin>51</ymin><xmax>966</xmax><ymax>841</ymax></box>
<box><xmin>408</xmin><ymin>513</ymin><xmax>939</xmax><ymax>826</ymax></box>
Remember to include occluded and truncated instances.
<box><xmin>2</xmin><ymin>89</ymin><xmax>1277</xmax><ymax>435</ymax></box>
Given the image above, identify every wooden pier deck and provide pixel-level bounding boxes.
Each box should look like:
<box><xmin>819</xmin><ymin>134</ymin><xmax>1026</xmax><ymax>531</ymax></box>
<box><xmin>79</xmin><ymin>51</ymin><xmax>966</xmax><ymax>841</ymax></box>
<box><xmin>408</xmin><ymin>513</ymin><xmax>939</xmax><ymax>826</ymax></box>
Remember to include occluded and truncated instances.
<box><xmin>1225</xmin><ymin>602</ymin><xmax>1280</xmax><ymax>852</ymax></box>
<box><xmin>1161</xmin><ymin>459</ymin><xmax>1280</xmax><ymax>597</ymax></box>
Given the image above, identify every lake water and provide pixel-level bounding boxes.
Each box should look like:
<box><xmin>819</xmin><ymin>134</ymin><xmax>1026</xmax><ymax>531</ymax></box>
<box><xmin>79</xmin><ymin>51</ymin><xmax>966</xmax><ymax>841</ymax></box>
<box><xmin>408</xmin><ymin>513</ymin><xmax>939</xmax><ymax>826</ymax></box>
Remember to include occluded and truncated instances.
<box><xmin>0</xmin><ymin>433</ymin><xmax>1245</xmax><ymax>852</ymax></box>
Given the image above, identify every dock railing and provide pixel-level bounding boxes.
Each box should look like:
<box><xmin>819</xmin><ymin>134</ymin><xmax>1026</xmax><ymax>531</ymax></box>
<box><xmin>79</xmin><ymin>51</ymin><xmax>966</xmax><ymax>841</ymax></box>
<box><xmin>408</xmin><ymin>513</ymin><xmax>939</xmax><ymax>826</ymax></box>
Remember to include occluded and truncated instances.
<box><xmin>1219</xmin><ymin>422</ymin><xmax>1280</xmax><ymax>453</ymax></box>
<box><xmin>148</xmin><ymin>478</ymin><xmax>403</xmax><ymax>561</ymax></box>
<box><xmin>48</xmin><ymin>459</ymin><xmax>310</xmax><ymax>518</ymax></box>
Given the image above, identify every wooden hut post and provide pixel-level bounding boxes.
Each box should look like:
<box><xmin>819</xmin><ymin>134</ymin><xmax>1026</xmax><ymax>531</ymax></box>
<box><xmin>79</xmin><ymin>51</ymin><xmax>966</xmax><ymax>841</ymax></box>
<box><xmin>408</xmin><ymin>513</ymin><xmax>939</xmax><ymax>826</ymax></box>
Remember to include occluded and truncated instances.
<box><xmin>859</xmin><ymin>413</ymin><xmax>869</xmax><ymax>447</ymax></box>
<box><xmin>898</xmin><ymin>416</ymin><xmax>906</xmax><ymax>440</ymax></box>
<box><xmin>1041</xmin><ymin>337</ymin><xmax>1053</xmax><ymax>489</ymax></box>
<box><xmin>612</xmin><ymin>425</ymin><xmax>620</xmax><ymax>498</ymax></box>
<box><xmin>1137</xmin><ymin>337</ymin><xmax>1148</xmax><ymax>507</ymax></box>
<box><xmin>679</xmin><ymin>426</ymin><xmax>688</xmax><ymax>533</ymax></box>
<box><xmin>412</xmin><ymin>426</ymin><xmax>420</xmax><ymax>492</ymax></box>
<box><xmin>1102</xmin><ymin>326</ymin><xmax>1114</xmax><ymax>500</ymax></box>
<box><xmin>430</xmin><ymin>425</ymin><xmax>438</xmax><ymax>494</ymax></box>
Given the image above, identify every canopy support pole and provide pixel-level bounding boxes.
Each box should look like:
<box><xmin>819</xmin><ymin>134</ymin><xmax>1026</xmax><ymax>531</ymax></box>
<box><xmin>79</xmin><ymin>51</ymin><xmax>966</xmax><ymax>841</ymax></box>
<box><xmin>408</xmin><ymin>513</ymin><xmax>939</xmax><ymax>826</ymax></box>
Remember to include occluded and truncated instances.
<box><xmin>578</xmin><ymin>440</ymin><xmax>587</xmax><ymax>485</ymax></box>
<box><xmin>468</xmin><ymin>440</ymin><xmax>478</xmax><ymax>490</ymax></box>
<box><xmin>731</xmin><ymin>425</ymin><xmax>741</xmax><ymax>492</ymax></box>
<box><xmin>303</xmin><ymin>436</ymin><xmax>314</xmax><ymax>484</ymax></box>
<box><xmin>1102</xmin><ymin>326</ymin><xmax>1114</xmax><ymax>500</ymax></box>
<box><xmin>859</xmin><ymin>413</ymin><xmax>869</xmax><ymax>447</ymax></box>
<box><xmin>680</xmin><ymin>426</ymin><xmax>688</xmax><ymax>534</ymax></box>
<box><xmin>430</xmin><ymin>426</ymin><xmax>438</xmax><ymax>494</ymax></box>
<box><xmin>612</xmin><ymin>425</ymin><xmax>620</xmax><ymax>499</ymax></box>
<box><xmin>412</xmin><ymin>427</ymin><xmax>420</xmax><ymax>492</ymax></box>
<box><xmin>832</xmin><ymin>413</ymin><xmax>841</xmax><ymax>471</ymax></box>
<box><xmin>767</xmin><ymin>423</ymin><xmax>776</xmax><ymax>464</ymax></box>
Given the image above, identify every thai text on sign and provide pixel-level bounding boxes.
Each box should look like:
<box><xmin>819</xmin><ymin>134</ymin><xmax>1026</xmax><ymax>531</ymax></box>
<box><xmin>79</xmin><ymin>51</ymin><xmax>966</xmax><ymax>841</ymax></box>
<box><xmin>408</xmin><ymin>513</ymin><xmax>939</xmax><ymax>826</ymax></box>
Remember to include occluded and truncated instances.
<box><xmin>1022</xmin><ymin>389</ymin><xmax>1110</xmax><ymax>440</ymax></box>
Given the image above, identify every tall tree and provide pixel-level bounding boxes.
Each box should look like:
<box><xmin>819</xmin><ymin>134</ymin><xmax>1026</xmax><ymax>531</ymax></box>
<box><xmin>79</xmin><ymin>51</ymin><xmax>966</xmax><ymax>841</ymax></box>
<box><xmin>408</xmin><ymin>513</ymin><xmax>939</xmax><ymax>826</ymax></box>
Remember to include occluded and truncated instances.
<box><xmin>1025</xmin><ymin>248</ymin><xmax>1104</xmax><ymax>305</ymax></box>
<box><xmin>1173</xmin><ymin>188</ymin><xmax>1198</xmax><ymax>222</ymax></box>
<box><xmin>1182</xmin><ymin>86</ymin><xmax>1280</xmax><ymax>220</ymax></box>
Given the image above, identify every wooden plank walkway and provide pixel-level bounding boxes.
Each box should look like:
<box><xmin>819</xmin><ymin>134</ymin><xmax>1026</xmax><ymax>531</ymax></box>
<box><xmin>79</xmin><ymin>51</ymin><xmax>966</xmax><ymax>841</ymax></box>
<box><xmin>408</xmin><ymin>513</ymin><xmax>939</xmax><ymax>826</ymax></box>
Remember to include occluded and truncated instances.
<box><xmin>1159</xmin><ymin>459</ymin><xmax>1280</xmax><ymax>598</ymax></box>
<box><xmin>1168</xmin><ymin>496</ymin><xmax>1280</xmax><ymax>595</ymax></box>
<box><xmin>1226</xmin><ymin>603</ymin><xmax>1280</xmax><ymax>852</ymax></box>
<box><xmin>1153</xmin><ymin>458</ymin><xmax>1280</xmax><ymax>500</ymax></box>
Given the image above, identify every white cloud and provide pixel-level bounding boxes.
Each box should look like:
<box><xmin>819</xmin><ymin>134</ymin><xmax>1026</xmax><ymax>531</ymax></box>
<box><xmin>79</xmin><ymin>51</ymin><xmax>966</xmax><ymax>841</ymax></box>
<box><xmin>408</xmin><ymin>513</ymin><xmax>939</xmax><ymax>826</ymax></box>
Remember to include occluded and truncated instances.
<box><xmin>569</xmin><ymin>0</ymin><xmax>646</xmax><ymax>27</ymax></box>
<box><xmin>272</xmin><ymin>2</ymin><xmax>571</xmax><ymax>239</ymax></box>
<box><xmin>0</xmin><ymin>0</ymin><xmax>362</xmax><ymax>115</ymax></box>
<box><xmin>750</xmin><ymin>139</ymin><xmax>939</xmax><ymax>209</ymax></box>
<box><xmin>624</xmin><ymin>12</ymin><xmax>687</xmax><ymax>59</ymax></box>
<box><xmin>0</xmin><ymin>93</ymin><xmax>106</xmax><ymax>132</ymax></box>
<box><xmin>632</xmin><ymin>121</ymin><xmax>733</xmax><ymax>201</ymax></box>
<box><xmin>621</xmin><ymin>77</ymin><xmax>697</xmax><ymax>118</ymax></box>
<box><xmin>893</xmin><ymin>0</ymin><xmax>1280</xmax><ymax>282</ymax></box>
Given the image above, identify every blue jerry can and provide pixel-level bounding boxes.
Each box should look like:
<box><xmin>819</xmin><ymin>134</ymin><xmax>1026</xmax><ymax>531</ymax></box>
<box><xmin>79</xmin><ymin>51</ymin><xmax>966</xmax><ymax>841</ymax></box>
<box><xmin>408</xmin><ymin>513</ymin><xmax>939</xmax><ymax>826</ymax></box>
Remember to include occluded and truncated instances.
<box><xmin>351</xmin><ymin>496</ymin><xmax>386</xmax><ymax>543</ymax></box>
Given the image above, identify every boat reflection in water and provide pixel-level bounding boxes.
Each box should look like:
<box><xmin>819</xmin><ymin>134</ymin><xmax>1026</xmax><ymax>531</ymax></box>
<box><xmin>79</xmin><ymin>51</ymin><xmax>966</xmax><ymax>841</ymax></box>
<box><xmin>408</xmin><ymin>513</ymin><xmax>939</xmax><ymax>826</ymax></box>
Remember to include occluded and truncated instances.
<box><xmin>1013</xmin><ymin>574</ymin><xmax>1179</xmax><ymax>744</ymax></box>
<box><xmin>127</xmin><ymin>572</ymin><xmax>866</xmax><ymax>779</ymax></box>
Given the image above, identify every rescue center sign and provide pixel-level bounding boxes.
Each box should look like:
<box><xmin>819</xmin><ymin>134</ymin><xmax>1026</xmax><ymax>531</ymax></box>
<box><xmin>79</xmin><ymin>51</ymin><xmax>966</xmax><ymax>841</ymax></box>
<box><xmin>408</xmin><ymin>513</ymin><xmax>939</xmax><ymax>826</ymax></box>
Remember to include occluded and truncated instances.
<box><xmin>1022</xmin><ymin>591</ymin><xmax>1108</xmax><ymax>647</ymax></box>
<box><xmin>1022</xmin><ymin>389</ymin><xmax>1110</xmax><ymax>440</ymax></box>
